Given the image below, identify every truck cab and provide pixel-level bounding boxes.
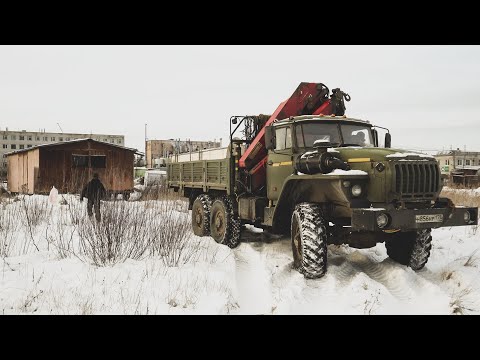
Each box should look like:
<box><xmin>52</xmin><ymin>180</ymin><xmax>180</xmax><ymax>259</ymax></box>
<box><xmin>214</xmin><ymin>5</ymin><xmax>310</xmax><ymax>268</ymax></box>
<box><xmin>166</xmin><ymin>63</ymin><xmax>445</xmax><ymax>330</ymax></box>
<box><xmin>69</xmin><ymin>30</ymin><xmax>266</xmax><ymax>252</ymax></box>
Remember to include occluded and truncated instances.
<box><xmin>266</xmin><ymin>115</ymin><xmax>376</xmax><ymax>204</ymax></box>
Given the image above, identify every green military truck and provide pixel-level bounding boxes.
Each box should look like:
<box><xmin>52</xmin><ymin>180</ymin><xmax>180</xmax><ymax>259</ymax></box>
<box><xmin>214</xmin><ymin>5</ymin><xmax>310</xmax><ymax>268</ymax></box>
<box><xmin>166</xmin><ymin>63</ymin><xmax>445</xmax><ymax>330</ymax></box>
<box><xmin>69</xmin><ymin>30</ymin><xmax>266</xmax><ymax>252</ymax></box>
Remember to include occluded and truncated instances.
<box><xmin>168</xmin><ymin>82</ymin><xmax>478</xmax><ymax>279</ymax></box>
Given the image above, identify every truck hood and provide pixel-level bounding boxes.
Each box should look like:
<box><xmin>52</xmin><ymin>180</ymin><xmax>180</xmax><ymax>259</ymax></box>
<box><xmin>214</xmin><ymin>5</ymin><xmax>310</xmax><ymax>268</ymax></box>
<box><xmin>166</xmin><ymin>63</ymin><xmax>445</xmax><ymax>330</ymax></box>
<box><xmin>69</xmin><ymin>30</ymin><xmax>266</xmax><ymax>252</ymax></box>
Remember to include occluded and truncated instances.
<box><xmin>331</xmin><ymin>147</ymin><xmax>435</xmax><ymax>163</ymax></box>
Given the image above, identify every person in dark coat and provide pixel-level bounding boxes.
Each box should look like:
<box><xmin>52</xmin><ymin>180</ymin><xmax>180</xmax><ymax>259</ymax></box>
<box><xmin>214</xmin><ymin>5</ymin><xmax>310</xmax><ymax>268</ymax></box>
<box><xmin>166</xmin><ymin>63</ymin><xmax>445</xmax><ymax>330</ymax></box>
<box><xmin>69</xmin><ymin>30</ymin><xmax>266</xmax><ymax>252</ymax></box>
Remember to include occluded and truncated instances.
<box><xmin>80</xmin><ymin>173</ymin><xmax>106</xmax><ymax>222</ymax></box>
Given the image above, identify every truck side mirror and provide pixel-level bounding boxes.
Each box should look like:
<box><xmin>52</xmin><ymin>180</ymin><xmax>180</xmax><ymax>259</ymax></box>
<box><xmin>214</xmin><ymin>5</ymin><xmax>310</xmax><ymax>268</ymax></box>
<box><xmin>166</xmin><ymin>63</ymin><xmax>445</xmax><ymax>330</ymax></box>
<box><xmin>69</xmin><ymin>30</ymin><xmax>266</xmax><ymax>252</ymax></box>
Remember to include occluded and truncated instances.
<box><xmin>265</xmin><ymin>126</ymin><xmax>276</xmax><ymax>150</ymax></box>
<box><xmin>385</xmin><ymin>133</ymin><xmax>391</xmax><ymax>148</ymax></box>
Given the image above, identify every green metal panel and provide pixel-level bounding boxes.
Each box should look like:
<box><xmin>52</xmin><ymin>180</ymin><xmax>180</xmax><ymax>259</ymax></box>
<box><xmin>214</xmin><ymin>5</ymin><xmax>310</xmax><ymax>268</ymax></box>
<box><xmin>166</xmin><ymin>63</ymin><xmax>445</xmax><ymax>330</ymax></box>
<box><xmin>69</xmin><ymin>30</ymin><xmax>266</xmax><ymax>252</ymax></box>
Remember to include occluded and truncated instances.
<box><xmin>167</xmin><ymin>159</ymin><xmax>230</xmax><ymax>193</ymax></box>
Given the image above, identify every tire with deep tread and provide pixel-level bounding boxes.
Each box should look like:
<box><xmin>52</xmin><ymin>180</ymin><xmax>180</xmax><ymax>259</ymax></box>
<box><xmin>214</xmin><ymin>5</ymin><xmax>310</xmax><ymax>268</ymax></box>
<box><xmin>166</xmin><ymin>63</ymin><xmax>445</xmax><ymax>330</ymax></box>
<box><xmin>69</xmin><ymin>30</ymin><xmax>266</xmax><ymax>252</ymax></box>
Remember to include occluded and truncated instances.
<box><xmin>210</xmin><ymin>195</ymin><xmax>241</xmax><ymax>248</ymax></box>
<box><xmin>385</xmin><ymin>229</ymin><xmax>432</xmax><ymax>270</ymax></box>
<box><xmin>191</xmin><ymin>194</ymin><xmax>213</xmax><ymax>237</ymax></box>
<box><xmin>291</xmin><ymin>202</ymin><xmax>328</xmax><ymax>279</ymax></box>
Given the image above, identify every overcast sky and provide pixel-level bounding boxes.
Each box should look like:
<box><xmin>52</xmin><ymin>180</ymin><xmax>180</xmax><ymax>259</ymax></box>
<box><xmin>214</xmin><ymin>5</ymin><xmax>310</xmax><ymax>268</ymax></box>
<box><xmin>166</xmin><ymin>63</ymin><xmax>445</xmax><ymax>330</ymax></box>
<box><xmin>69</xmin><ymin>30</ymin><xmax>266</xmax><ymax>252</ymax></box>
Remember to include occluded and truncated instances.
<box><xmin>0</xmin><ymin>45</ymin><xmax>479</xmax><ymax>154</ymax></box>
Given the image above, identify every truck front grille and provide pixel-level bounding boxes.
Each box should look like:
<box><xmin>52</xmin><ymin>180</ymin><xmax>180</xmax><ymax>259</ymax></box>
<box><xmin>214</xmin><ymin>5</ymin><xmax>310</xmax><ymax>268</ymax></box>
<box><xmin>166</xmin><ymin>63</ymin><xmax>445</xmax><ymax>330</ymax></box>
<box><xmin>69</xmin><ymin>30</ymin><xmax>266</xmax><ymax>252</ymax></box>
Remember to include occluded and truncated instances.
<box><xmin>394</xmin><ymin>162</ymin><xmax>440</xmax><ymax>199</ymax></box>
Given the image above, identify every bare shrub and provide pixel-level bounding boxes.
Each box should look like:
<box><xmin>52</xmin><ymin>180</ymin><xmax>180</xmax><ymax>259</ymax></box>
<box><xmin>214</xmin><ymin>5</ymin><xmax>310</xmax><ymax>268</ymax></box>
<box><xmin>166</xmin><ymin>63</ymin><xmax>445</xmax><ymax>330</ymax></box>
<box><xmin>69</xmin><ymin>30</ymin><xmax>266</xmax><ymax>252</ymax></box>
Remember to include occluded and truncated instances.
<box><xmin>77</xmin><ymin>200</ymin><xmax>155</xmax><ymax>266</ymax></box>
<box><xmin>45</xmin><ymin>207</ymin><xmax>78</xmax><ymax>259</ymax></box>
<box><xmin>61</xmin><ymin>195</ymin><xmax>84</xmax><ymax>226</ymax></box>
<box><xmin>0</xmin><ymin>202</ymin><xmax>21</xmax><ymax>257</ymax></box>
<box><xmin>138</xmin><ymin>184</ymin><xmax>169</xmax><ymax>201</ymax></box>
<box><xmin>149</xmin><ymin>200</ymin><xmax>199</xmax><ymax>267</ymax></box>
<box><xmin>20</xmin><ymin>196</ymin><xmax>51</xmax><ymax>228</ymax></box>
<box><xmin>19</xmin><ymin>196</ymin><xmax>52</xmax><ymax>252</ymax></box>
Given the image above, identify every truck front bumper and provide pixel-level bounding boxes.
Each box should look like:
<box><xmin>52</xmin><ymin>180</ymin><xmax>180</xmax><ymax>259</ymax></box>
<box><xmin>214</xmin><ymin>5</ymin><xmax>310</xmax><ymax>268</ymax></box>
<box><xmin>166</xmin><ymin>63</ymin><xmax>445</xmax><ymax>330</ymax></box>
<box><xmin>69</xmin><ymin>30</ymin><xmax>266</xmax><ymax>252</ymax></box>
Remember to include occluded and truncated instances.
<box><xmin>351</xmin><ymin>206</ymin><xmax>478</xmax><ymax>232</ymax></box>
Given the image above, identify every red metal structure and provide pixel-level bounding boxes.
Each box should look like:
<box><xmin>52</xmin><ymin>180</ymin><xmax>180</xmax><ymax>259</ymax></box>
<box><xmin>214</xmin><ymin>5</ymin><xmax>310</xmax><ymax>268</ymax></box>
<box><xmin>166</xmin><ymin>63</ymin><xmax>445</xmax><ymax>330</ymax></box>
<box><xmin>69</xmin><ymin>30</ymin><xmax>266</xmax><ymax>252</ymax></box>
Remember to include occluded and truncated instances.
<box><xmin>238</xmin><ymin>82</ymin><xmax>350</xmax><ymax>192</ymax></box>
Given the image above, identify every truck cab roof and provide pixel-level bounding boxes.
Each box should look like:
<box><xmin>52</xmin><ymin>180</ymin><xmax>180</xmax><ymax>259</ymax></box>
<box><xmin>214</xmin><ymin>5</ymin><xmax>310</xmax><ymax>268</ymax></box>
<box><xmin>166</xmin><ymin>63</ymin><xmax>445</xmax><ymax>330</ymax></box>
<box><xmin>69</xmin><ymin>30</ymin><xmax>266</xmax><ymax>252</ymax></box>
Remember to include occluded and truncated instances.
<box><xmin>273</xmin><ymin>114</ymin><xmax>371</xmax><ymax>127</ymax></box>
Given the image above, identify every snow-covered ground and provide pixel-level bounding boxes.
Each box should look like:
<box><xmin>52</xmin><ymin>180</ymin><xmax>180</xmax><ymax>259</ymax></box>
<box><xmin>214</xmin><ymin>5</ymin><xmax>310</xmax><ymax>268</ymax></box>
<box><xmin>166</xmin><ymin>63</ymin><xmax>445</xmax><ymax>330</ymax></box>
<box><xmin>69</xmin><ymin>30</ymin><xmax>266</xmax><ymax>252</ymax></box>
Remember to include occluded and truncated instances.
<box><xmin>1</xmin><ymin>192</ymin><xmax>479</xmax><ymax>314</ymax></box>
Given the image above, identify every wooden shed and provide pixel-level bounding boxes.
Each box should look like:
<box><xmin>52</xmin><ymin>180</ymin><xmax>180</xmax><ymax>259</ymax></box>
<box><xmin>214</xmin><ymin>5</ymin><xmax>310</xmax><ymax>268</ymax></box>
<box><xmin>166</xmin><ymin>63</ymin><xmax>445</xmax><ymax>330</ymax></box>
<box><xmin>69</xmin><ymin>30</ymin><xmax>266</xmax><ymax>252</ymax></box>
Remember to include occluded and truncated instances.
<box><xmin>6</xmin><ymin>139</ymin><xmax>138</xmax><ymax>196</ymax></box>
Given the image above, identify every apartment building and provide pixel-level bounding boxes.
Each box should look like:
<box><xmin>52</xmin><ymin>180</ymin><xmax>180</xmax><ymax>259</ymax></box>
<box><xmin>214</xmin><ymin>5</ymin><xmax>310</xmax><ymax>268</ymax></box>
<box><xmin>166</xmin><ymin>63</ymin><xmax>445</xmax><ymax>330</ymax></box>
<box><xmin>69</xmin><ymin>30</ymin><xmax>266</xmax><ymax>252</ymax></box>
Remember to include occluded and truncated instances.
<box><xmin>435</xmin><ymin>149</ymin><xmax>480</xmax><ymax>175</ymax></box>
<box><xmin>0</xmin><ymin>128</ymin><xmax>124</xmax><ymax>178</ymax></box>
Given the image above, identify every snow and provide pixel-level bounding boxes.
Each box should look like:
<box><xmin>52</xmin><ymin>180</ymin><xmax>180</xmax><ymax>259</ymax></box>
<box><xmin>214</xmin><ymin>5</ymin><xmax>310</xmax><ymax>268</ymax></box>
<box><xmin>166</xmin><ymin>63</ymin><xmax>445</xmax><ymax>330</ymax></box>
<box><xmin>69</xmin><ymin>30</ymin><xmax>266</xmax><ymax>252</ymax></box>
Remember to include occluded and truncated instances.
<box><xmin>326</xmin><ymin>169</ymin><xmax>368</xmax><ymax>176</ymax></box>
<box><xmin>300</xmin><ymin>148</ymin><xmax>339</xmax><ymax>158</ymax></box>
<box><xmin>386</xmin><ymin>152</ymin><xmax>434</xmax><ymax>159</ymax></box>
<box><xmin>1</xmin><ymin>192</ymin><xmax>480</xmax><ymax>314</ymax></box>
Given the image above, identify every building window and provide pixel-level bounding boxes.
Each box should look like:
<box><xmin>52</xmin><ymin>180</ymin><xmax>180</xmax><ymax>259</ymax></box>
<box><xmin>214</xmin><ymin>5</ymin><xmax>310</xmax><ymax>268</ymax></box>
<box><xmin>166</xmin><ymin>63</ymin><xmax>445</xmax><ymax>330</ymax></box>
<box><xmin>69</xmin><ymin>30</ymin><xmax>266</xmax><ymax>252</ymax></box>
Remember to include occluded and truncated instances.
<box><xmin>28</xmin><ymin>136</ymin><xmax>32</xmax><ymax>141</ymax></box>
<box><xmin>19</xmin><ymin>145</ymin><xmax>24</xmax><ymax>149</ymax></box>
<box><xmin>103</xmin><ymin>138</ymin><xmax>107</xmax><ymax>142</ymax></box>
<box><xmin>19</xmin><ymin>135</ymin><xmax>24</xmax><ymax>140</ymax></box>
<box><xmin>11</xmin><ymin>135</ymin><xmax>16</xmax><ymax>140</ymax></box>
<box><xmin>90</xmin><ymin>155</ymin><xmax>106</xmax><ymax>168</ymax></box>
<box><xmin>72</xmin><ymin>155</ymin><xmax>89</xmax><ymax>168</ymax></box>
<box><xmin>2</xmin><ymin>144</ymin><xmax>7</xmax><ymax>149</ymax></box>
<box><xmin>2</xmin><ymin>135</ymin><xmax>7</xmax><ymax>140</ymax></box>
<box><xmin>72</xmin><ymin>154</ymin><xmax>107</xmax><ymax>168</ymax></box>
<box><xmin>59</xmin><ymin>137</ymin><xmax>63</xmax><ymax>141</ymax></box>
<box><xmin>43</xmin><ymin>136</ymin><xmax>48</xmax><ymax>141</ymax></box>
<box><xmin>51</xmin><ymin>137</ymin><xmax>56</xmax><ymax>141</ymax></box>
<box><xmin>36</xmin><ymin>136</ymin><xmax>40</xmax><ymax>141</ymax></box>
<box><xmin>27</xmin><ymin>145</ymin><xmax>32</xmax><ymax>148</ymax></box>
<box><xmin>472</xmin><ymin>159</ymin><xmax>476</xmax><ymax>166</ymax></box>
<box><xmin>66</xmin><ymin>138</ymin><xmax>70</xmax><ymax>141</ymax></box>
<box><xmin>117</xmin><ymin>139</ymin><xmax>122</xmax><ymax>144</ymax></box>
<box><xmin>110</xmin><ymin>139</ymin><xmax>114</xmax><ymax>143</ymax></box>
<box><xmin>457</xmin><ymin>159</ymin><xmax>463</xmax><ymax>166</ymax></box>
<box><xmin>11</xmin><ymin>144</ymin><xmax>16</xmax><ymax>149</ymax></box>
<box><xmin>466</xmin><ymin>159</ymin><xmax>471</xmax><ymax>166</ymax></box>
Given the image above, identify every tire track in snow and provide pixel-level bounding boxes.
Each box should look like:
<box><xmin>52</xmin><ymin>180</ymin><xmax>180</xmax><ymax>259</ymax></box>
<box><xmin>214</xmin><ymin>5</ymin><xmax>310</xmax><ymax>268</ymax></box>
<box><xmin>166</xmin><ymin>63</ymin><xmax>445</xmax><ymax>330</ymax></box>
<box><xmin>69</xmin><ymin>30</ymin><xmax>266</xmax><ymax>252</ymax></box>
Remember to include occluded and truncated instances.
<box><xmin>233</xmin><ymin>243</ymin><xmax>274</xmax><ymax>314</ymax></box>
<box><xmin>235</xmin><ymin>226</ymin><xmax>460</xmax><ymax>313</ymax></box>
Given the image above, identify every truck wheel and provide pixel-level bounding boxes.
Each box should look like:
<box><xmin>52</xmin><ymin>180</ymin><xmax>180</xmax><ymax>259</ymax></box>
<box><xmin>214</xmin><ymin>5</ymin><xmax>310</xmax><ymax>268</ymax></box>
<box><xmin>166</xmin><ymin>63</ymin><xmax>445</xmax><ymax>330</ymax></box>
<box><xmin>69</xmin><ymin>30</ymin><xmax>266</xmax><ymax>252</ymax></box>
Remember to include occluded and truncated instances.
<box><xmin>291</xmin><ymin>203</ymin><xmax>328</xmax><ymax>279</ymax></box>
<box><xmin>192</xmin><ymin>194</ymin><xmax>213</xmax><ymax>237</ymax></box>
<box><xmin>210</xmin><ymin>196</ymin><xmax>241</xmax><ymax>248</ymax></box>
<box><xmin>385</xmin><ymin>229</ymin><xmax>432</xmax><ymax>270</ymax></box>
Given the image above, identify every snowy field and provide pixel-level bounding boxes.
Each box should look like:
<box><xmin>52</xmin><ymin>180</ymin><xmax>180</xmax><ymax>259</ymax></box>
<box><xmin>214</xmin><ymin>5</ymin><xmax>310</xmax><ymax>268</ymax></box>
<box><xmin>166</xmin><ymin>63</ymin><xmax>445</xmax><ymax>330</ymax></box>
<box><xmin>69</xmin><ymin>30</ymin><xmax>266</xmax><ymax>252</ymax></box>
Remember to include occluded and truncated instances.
<box><xmin>1</xmin><ymin>190</ymin><xmax>479</xmax><ymax>315</ymax></box>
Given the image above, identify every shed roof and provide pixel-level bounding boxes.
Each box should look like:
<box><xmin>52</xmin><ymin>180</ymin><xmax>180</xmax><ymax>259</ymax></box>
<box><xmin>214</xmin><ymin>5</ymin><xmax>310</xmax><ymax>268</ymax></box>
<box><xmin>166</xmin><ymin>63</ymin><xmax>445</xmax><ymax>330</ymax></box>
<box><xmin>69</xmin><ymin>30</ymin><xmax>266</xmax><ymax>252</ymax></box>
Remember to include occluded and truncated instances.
<box><xmin>5</xmin><ymin>138</ymin><xmax>140</xmax><ymax>156</ymax></box>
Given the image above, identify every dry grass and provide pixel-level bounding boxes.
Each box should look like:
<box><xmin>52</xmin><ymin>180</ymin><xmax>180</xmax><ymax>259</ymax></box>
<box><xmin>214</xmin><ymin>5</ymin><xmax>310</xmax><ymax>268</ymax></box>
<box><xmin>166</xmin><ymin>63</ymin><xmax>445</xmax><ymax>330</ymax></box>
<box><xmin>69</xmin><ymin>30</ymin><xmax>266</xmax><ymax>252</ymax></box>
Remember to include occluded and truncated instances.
<box><xmin>440</xmin><ymin>187</ymin><xmax>480</xmax><ymax>208</ymax></box>
<box><xmin>450</xmin><ymin>287</ymin><xmax>476</xmax><ymax>315</ymax></box>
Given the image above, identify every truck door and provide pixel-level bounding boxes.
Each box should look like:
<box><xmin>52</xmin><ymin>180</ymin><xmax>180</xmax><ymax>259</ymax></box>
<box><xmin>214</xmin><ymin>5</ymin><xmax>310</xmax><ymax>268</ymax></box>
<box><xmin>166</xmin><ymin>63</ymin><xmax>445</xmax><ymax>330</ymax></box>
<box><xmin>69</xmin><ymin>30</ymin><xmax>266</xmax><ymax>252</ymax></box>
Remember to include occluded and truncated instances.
<box><xmin>267</xmin><ymin>126</ymin><xmax>294</xmax><ymax>202</ymax></box>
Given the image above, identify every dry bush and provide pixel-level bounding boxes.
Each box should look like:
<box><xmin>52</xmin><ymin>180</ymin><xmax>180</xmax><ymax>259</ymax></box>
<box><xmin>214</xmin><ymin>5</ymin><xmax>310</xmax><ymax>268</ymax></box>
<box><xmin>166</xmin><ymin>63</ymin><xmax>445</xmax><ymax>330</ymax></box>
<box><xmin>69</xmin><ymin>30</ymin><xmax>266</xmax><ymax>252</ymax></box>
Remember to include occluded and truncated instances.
<box><xmin>77</xmin><ymin>194</ymin><xmax>196</xmax><ymax>267</ymax></box>
<box><xmin>77</xmin><ymin>200</ymin><xmax>154</xmax><ymax>266</ymax></box>
<box><xmin>62</xmin><ymin>195</ymin><xmax>84</xmax><ymax>226</ymax></box>
<box><xmin>0</xmin><ymin>202</ymin><xmax>21</xmax><ymax>257</ymax></box>
<box><xmin>20</xmin><ymin>196</ymin><xmax>51</xmax><ymax>227</ymax></box>
<box><xmin>137</xmin><ymin>184</ymin><xmax>169</xmax><ymax>201</ymax></box>
<box><xmin>45</xmin><ymin>207</ymin><xmax>78</xmax><ymax>259</ymax></box>
<box><xmin>149</xmin><ymin>200</ymin><xmax>198</xmax><ymax>267</ymax></box>
<box><xmin>19</xmin><ymin>196</ymin><xmax>52</xmax><ymax>252</ymax></box>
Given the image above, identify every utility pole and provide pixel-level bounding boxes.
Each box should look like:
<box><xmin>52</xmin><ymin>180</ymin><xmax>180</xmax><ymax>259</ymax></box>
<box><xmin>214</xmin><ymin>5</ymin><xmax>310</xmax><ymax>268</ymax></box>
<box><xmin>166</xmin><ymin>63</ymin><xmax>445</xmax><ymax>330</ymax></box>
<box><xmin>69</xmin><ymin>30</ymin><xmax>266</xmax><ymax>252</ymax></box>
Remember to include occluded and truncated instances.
<box><xmin>145</xmin><ymin>123</ymin><xmax>148</xmax><ymax>168</ymax></box>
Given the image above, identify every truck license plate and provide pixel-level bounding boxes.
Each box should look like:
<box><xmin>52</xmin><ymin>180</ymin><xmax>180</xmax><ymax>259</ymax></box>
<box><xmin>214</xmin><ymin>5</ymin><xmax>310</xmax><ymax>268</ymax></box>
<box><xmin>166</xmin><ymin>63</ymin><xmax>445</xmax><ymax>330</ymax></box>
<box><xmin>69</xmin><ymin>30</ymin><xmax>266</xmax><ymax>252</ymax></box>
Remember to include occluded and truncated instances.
<box><xmin>415</xmin><ymin>214</ymin><xmax>443</xmax><ymax>223</ymax></box>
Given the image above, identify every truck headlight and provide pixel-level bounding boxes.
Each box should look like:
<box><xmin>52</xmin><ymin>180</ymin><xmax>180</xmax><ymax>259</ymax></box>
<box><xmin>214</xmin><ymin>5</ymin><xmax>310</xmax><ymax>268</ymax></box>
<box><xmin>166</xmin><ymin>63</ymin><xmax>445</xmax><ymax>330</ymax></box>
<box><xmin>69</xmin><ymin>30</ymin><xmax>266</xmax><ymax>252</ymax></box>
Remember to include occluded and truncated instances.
<box><xmin>464</xmin><ymin>210</ymin><xmax>471</xmax><ymax>223</ymax></box>
<box><xmin>351</xmin><ymin>184</ymin><xmax>362</xmax><ymax>197</ymax></box>
<box><xmin>376</xmin><ymin>213</ymin><xmax>389</xmax><ymax>228</ymax></box>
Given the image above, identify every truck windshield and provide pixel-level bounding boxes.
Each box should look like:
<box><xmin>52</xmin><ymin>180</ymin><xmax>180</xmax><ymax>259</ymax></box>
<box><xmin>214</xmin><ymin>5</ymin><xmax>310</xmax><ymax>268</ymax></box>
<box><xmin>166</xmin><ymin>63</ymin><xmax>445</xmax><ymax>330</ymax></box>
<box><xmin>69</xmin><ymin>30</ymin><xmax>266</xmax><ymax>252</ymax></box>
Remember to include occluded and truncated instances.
<box><xmin>295</xmin><ymin>122</ymin><xmax>374</xmax><ymax>148</ymax></box>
